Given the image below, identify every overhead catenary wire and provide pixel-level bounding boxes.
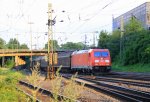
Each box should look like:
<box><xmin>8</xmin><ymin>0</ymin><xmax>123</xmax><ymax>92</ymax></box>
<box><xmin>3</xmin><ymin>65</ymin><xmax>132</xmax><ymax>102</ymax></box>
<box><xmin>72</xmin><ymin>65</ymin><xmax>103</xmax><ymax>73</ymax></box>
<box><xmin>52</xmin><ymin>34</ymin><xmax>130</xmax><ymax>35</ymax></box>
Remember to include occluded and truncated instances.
<box><xmin>0</xmin><ymin>0</ymin><xmax>116</xmax><ymax>34</ymax></box>
<box><xmin>62</xmin><ymin>0</ymin><xmax>141</xmax><ymax>34</ymax></box>
<box><xmin>56</xmin><ymin>0</ymin><xmax>109</xmax><ymax>32</ymax></box>
<box><xmin>0</xmin><ymin>0</ymin><xmax>145</xmax><ymax>49</ymax></box>
<box><xmin>68</xmin><ymin>1</ymin><xmax>114</xmax><ymax>34</ymax></box>
<box><xmin>53</xmin><ymin>0</ymin><xmax>118</xmax><ymax>46</ymax></box>
<box><xmin>0</xmin><ymin>0</ymin><xmax>38</xmax><ymax>34</ymax></box>
<box><xmin>68</xmin><ymin>0</ymin><xmax>121</xmax><ymax>34</ymax></box>
<box><xmin>13</xmin><ymin>0</ymin><xmax>38</xmax><ymax>27</ymax></box>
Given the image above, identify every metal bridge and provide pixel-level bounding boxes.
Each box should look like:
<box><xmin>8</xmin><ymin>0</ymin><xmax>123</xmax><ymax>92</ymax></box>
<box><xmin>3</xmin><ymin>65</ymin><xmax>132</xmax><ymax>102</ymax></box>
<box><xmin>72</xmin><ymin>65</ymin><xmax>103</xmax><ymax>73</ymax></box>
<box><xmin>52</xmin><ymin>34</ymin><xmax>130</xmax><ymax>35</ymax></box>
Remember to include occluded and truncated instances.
<box><xmin>0</xmin><ymin>49</ymin><xmax>47</xmax><ymax>66</ymax></box>
<box><xmin>0</xmin><ymin>49</ymin><xmax>47</xmax><ymax>56</ymax></box>
<box><xmin>0</xmin><ymin>49</ymin><xmax>73</xmax><ymax>66</ymax></box>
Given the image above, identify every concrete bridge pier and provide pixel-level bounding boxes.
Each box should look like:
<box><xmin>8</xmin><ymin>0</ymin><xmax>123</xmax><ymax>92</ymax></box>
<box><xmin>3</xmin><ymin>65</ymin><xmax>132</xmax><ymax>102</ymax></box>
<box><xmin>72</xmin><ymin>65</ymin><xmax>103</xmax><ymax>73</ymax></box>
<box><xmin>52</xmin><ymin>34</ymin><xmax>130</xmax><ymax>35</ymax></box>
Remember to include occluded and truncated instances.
<box><xmin>2</xmin><ymin>57</ymin><xmax>5</xmax><ymax>67</ymax></box>
<box><xmin>15</xmin><ymin>56</ymin><xmax>26</xmax><ymax>66</ymax></box>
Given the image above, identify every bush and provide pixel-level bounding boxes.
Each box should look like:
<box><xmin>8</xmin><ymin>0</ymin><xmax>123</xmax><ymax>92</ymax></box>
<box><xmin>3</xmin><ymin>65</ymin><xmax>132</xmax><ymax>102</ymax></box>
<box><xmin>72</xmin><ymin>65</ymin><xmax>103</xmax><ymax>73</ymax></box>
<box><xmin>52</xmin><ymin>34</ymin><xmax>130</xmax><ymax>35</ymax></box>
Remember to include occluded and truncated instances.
<box><xmin>5</xmin><ymin>59</ymin><xmax>15</xmax><ymax>68</ymax></box>
<box><xmin>0</xmin><ymin>69</ymin><xmax>26</xmax><ymax>101</ymax></box>
<box><xmin>123</xmin><ymin>32</ymin><xmax>150</xmax><ymax>65</ymax></box>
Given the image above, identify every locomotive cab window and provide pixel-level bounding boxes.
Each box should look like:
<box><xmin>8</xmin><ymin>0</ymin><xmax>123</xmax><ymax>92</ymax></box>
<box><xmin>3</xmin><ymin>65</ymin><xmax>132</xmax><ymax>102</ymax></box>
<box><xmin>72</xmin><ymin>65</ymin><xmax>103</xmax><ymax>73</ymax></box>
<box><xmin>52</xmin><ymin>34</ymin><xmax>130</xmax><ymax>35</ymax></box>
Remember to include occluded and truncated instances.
<box><xmin>94</xmin><ymin>52</ymin><xmax>101</xmax><ymax>57</ymax></box>
<box><xmin>101</xmin><ymin>52</ymin><xmax>108</xmax><ymax>57</ymax></box>
<box><xmin>94</xmin><ymin>51</ymin><xmax>109</xmax><ymax>57</ymax></box>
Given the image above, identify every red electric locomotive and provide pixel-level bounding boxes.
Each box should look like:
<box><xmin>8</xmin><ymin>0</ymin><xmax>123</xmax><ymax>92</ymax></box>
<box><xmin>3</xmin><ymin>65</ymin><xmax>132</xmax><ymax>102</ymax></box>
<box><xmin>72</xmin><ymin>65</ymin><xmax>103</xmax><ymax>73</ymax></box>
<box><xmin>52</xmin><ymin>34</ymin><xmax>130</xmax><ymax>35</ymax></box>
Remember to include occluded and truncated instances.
<box><xmin>71</xmin><ymin>49</ymin><xmax>111</xmax><ymax>72</ymax></box>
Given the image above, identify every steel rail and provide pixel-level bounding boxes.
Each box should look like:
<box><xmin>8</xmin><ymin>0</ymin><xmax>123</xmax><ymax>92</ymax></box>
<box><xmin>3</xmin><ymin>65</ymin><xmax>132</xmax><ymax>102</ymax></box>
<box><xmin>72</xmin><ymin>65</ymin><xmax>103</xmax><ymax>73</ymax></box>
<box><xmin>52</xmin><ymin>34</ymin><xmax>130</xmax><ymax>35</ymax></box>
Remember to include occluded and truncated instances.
<box><xmin>78</xmin><ymin>77</ymin><xmax>150</xmax><ymax>102</ymax></box>
<box><xmin>97</xmin><ymin>78</ymin><xmax>150</xmax><ymax>88</ymax></box>
<box><xmin>16</xmin><ymin>87</ymin><xmax>41</xmax><ymax>102</ymax></box>
<box><xmin>105</xmin><ymin>74</ymin><xmax>150</xmax><ymax>81</ymax></box>
<box><xmin>81</xmin><ymin>76</ymin><xmax>150</xmax><ymax>88</ymax></box>
<box><xmin>62</xmin><ymin>74</ymin><xmax>150</xmax><ymax>102</ymax></box>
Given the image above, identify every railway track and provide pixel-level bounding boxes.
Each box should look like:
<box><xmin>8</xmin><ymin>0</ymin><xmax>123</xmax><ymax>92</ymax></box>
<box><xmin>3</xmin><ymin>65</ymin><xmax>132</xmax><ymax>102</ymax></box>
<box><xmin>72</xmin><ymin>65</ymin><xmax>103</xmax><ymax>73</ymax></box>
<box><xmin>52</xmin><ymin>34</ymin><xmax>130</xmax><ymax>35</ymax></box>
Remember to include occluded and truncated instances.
<box><xmin>106</xmin><ymin>72</ymin><xmax>150</xmax><ymax>81</ymax></box>
<box><xmin>81</xmin><ymin>76</ymin><xmax>150</xmax><ymax>88</ymax></box>
<box><xmin>107</xmin><ymin>75</ymin><xmax>150</xmax><ymax>81</ymax></box>
<box><xmin>15</xmin><ymin>68</ymin><xmax>150</xmax><ymax>101</ymax></box>
<box><xmin>62</xmin><ymin>74</ymin><xmax>150</xmax><ymax>102</ymax></box>
<box><xmin>16</xmin><ymin>87</ymin><xmax>41</xmax><ymax>102</ymax></box>
<box><xmin>18</xmin><ymin>80</ymin><xmax>80</xmax><ymax>102</ymax></box>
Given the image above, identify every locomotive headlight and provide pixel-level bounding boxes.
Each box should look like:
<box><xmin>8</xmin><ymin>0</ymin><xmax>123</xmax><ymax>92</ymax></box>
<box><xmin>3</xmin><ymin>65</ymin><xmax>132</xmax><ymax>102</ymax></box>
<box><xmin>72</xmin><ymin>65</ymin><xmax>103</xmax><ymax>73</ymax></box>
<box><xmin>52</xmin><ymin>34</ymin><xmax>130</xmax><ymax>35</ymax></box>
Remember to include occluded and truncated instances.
<box><xmin>105</xmin><ymin>60</ymin><xmax>110</xmax><ymax>63</ymax></box>
<box><xmin>95</xmin><ymin>60</ymin><xmax>99</xmax><ymax>63</ymax></box>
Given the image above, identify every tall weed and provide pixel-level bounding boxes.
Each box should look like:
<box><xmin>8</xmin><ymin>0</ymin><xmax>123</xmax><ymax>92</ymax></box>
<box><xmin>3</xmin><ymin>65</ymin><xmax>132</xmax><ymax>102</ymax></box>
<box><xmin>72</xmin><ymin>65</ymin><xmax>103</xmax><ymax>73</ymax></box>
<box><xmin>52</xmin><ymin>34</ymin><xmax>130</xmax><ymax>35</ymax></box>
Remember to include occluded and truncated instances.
<box><xmin>26</xmin><ymin>62</ymin><xmax>41</xmax><ymax>102</ymax></box>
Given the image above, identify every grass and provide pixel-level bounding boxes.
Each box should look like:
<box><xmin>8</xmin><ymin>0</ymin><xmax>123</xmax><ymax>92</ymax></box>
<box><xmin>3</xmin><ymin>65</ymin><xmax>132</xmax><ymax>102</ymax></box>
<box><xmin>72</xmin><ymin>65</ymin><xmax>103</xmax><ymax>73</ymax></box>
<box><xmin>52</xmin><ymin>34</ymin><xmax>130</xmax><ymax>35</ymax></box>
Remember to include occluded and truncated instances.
<box><xmin>0</xmin><ymin>65</ymin><xmax>84</xmax><ymax>102</ymax></box>
<box><xmin>112</xmin><ymin>63</ymin><xmax>150</xmax><ymax>73</ymax></box>
<box><xmin>4</xmin><ymin>59</ymin><xmax>15</xmax><ymax>69</ymax></box>
<box><xmin>0</xmin><ymin>68</ymin><xmax>27</xmax><ymax>102</ymax></box>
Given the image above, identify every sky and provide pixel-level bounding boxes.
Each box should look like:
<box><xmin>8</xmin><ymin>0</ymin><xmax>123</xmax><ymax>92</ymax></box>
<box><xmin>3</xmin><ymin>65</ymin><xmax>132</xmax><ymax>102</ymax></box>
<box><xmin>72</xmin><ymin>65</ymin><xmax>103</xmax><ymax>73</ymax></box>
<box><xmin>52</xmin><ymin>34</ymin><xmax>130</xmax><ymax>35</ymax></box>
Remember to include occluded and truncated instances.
<box><xmin>0</xmin><ymin>0</ymin><xmax>149</xmax><ymax>49</ymax></box>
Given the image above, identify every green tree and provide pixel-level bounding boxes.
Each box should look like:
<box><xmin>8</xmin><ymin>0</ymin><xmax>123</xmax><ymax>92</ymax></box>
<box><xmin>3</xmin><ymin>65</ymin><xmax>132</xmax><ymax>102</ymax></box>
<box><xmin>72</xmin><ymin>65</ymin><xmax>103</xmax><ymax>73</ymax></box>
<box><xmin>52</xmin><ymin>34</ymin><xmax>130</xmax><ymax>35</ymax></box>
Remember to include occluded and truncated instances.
<box><xmin>44</xmin><ymin>40</ymin><xmax>60</xmax><ymax>50</ymax></box>
<box><xmin>123</xmin><ymin>32</ymin><xmax>150</xmax><ymax>65</ymax></box>
<box><xmin>125</xmin><ymin>16</ymin><xmax>144</xmax><ymax>34</ymax></box>
<box><xmin>60</xmin><ymin>42</ymin><xmax>84</xmax><ymax>50</ymax></box>
<box><xmin>122</xmin><ymin>17</ymin><xmax>150</xmax><ymax>65</ymax></box>
<box><xmin>6</xmin><ymin>38</ymin><xmax>20</xmax><ymax>49</ymax></box>
<box><xmin>20</xmin><ymin>44</ymin><xmax>29</xmax><ymax>49</ymax></box>
<box><xmin>108</xmin><ymin>30</ymin><xmax>120</xmax><ymax>61</ymax></box>
<box><xmin>97</xmin><ymin>17</ymin><xmax>150</xmax><ymax>66</ymax></box>
<box><xmin>97</xmin><ymin>30</ymin><xmax>120</xmax><ymax>61</ymax></box>
<box><xmin>0</xmin><ymin>38</ymin><xmax>6</xmax><ymax>49</ymax></box>
<box><xmin>98</xmin><ymin>30</ymin><xmax>109</xmax><ymax>49</ymax></box>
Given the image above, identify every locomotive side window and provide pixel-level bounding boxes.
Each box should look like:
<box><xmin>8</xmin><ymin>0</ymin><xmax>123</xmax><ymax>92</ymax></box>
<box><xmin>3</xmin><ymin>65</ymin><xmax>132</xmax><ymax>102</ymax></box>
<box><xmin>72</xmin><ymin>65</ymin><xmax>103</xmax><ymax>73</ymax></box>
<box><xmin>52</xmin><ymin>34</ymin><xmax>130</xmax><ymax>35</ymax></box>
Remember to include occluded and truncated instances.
<box><xmin>94</xmin><ymin>52</ymin><xmax>101</xmax><ymax>57</ymax></box>
<box><xmin>101</xmin><ymin>52</ymin><xmax>108</xmax><ymax>57</ymax></box>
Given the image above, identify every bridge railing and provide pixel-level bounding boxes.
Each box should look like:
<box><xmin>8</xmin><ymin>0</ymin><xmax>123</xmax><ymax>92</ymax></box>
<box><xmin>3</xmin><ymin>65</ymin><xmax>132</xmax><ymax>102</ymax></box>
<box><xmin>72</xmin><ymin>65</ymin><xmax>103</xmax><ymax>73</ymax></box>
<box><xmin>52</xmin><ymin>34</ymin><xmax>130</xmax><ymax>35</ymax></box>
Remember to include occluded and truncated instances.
<box><xmin>0</xmin><ymin>49</ymin><xmax>48</xmax><ymax>53</ymax></box>
<box><xmin>0</xmin><ymin>49</ymin><xmax>74</xmax><ymax>54</ymax></box>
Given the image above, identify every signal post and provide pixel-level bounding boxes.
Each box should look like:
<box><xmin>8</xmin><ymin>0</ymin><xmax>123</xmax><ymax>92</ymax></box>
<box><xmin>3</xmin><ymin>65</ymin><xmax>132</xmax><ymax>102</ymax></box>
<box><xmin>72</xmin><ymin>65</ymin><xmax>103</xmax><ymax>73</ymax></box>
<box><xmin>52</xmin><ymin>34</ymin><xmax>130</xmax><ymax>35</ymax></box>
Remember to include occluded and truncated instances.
<box><xmin>45</xmin><ymin>1</ymin><xmax>54</xmax><ymax>80</ymax></box>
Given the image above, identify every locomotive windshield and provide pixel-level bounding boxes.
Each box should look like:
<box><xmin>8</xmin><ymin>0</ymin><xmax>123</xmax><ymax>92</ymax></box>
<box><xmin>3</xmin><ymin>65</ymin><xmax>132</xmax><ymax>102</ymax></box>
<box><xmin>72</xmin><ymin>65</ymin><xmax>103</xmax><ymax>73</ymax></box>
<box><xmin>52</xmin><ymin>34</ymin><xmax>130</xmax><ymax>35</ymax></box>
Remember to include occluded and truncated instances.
<box><xmin>101</xmin><ymin>52</ymin><xmax>108</xmax><ymax>57</ymax></box>
<box><xmin>94</xmin><ymin>52</ymin><xmax>101</xmax><ymax>57</ymax></box>
<box><xmin>94</xmin><ymin>51</ymin><xmax>108</xmax><ymax>57</ymax></box>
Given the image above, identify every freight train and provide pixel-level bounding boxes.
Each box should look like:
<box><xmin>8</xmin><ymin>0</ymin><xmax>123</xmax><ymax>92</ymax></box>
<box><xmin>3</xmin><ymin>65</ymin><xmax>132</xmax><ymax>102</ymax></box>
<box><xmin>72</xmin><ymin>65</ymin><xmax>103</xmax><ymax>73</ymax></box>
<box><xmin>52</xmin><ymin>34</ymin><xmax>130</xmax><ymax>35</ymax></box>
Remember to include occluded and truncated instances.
<box><xmin>33</xmin><ymin>49</ymin><xmax>111</xmax><ymax>73</ymax></box>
